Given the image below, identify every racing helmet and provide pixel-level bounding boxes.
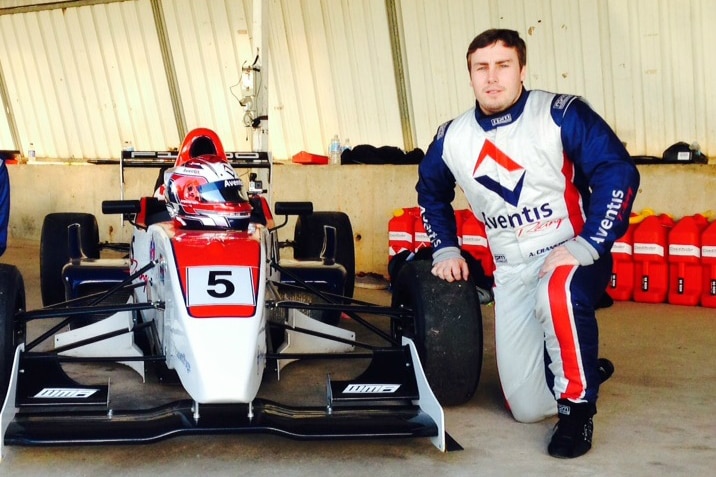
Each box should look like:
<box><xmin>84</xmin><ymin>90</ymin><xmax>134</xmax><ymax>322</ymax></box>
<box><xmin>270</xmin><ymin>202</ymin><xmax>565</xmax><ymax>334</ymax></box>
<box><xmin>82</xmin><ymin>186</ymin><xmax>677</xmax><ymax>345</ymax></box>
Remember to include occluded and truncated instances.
<box><xmin>164</xmin><ymin>154</ymin><xmax>253</xmax><ymax>230</ymax></box>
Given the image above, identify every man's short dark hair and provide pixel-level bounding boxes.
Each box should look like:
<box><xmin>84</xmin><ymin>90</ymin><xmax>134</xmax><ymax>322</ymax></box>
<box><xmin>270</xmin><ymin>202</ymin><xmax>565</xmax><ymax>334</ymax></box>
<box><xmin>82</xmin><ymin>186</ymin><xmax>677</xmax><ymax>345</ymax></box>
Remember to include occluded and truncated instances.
<box><xmin>466</xmin><ymin>29</ymin><xmax>527</xmax><ymax>71</ymax></box>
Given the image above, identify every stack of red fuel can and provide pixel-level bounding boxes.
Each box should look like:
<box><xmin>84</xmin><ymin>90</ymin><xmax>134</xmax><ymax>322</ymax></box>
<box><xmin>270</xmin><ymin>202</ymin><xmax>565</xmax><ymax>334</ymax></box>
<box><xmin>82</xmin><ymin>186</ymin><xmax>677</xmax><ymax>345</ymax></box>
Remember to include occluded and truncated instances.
<box><xmin>608</xmin><ymin>209</ymin><xmax>716</xmax><ymax>307</ymax></box>
<box><xmin>388</xmin><ymin>207</ymin><xmax>494</xmax><ymax>279</ymax></box>
<box><xmin>387</xmin><ymin>207</ymin><xmax>431</xmax><ymax>261</ymax></box>
<box><xmin>389</xmin><ymin>207</ymin><xmax>715</xmax><ymax>307</ymax></box>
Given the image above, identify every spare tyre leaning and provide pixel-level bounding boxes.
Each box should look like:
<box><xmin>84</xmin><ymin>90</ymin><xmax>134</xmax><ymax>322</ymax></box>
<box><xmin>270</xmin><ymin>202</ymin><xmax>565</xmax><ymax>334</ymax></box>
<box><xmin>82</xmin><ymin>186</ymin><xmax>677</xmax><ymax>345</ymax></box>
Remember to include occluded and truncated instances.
<box><xmin>391</xmin><ymin>259</ymin><xmax>483</xmax><ymax>406</ymax></box>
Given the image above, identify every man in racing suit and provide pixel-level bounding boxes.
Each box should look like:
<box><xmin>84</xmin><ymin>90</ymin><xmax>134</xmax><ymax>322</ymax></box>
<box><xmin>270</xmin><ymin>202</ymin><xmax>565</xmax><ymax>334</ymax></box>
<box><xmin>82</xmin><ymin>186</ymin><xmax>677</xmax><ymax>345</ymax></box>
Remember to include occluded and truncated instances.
<box><xmin>417</xmin><ymin>29</ymin><xmax>639</xmax><ymax>458</ymax></box>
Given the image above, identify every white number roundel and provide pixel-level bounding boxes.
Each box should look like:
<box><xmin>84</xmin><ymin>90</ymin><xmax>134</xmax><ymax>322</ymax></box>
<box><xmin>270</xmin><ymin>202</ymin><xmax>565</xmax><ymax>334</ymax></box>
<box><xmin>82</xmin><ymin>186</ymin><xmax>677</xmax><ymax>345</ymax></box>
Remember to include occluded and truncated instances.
<box><xmin>186</xmin><ymin>266</ymin><xmax>255</xmax><ymax>306</ymax></box>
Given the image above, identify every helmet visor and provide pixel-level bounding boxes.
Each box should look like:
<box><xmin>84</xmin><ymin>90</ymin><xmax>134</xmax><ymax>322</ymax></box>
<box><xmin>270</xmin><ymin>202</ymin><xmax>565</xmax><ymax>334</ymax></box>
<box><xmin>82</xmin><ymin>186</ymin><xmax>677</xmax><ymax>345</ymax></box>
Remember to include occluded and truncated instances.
<box><xmin>198</xmin><ymin>179</ymin><xmax>249</xmax><ymax>203</ymax></box>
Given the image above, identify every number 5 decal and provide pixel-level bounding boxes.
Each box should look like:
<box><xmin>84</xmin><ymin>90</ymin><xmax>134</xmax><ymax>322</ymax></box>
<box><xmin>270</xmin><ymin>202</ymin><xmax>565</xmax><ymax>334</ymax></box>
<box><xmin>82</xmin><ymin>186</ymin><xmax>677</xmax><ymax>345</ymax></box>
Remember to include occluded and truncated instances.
<box><xmin>207</xmin><ymin>271</ymin><xmax>236</xmax><ymax>298</ymax></box>
<box><xmin>186</xmin><ymin>266</ymin><xmax>255</xmax><ymax>306</ymax></box>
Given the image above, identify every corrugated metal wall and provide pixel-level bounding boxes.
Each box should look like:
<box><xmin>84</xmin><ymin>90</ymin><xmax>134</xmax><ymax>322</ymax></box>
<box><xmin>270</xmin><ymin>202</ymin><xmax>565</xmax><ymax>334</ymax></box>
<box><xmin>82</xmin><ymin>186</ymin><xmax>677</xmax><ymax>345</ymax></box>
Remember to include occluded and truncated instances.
<box><xmin>0</xmin><ymin>0</ymin><xmax>714</xmax><ymax>160</ymax></box>
<box><xmin>267</xmin><ymin>0</ymin><xmax>403</xmax><ymax>160</ymax></box>
<box><xmin>162</xmin><ymin>0</ymin><xmax>256</xmax><ymax>148</ymax></box>
<box><xmin>1</xmin><ymin>0</ymin><xmax>172</xmax><ymax>159</ymax></box>
<box><xmin>0</xmin><ymin>0</ymin><xmax>256</xmax><ymax>159</ymax></box>
<box><xmin>268</xmin><ymin>0</ymin><xmax>716</xmax><ymax>159</ymax></box>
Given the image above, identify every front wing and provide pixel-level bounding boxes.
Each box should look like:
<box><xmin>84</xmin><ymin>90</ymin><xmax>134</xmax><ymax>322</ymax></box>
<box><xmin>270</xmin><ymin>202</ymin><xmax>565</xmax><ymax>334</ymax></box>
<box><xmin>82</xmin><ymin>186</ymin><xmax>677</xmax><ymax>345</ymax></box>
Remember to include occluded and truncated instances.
<box><xmin>5</xmin><ymin>399</ymin><xmax>438</xmax><ymax>447</ymax></box>
<box><xmin>2</xmin><ymin>339</ymin><xmax>460</xmax><ymax>459</ymax></box>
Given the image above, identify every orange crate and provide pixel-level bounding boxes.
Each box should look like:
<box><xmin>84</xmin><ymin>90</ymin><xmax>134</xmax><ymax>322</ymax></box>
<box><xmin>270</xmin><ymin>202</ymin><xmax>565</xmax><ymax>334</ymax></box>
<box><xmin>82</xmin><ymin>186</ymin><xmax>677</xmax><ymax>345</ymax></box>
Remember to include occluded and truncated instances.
<box><xmin>292</xmin><ymin>151</ymin><xmax>329</xmax><ymax>165</ymax></box>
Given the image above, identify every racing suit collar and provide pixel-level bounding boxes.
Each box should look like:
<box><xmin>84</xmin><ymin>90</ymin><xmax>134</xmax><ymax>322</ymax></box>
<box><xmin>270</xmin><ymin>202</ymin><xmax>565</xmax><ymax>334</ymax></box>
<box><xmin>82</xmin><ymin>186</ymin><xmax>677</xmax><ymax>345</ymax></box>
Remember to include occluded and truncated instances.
<box><xmin>474</xmin><ymin>87</ymin><xmax>529</xmax><ymax>131</ymax></box>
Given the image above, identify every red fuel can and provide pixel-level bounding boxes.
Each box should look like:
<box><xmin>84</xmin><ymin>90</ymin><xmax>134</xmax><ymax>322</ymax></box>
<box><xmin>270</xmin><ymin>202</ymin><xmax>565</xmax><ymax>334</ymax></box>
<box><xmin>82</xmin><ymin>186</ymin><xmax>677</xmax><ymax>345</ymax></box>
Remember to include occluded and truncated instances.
<box><xmin>632</xmin><ymin>214</ymin><xmax>674</xmax><ymax>303</ymax></box>
<box><xmin>454</xmin><ymin>209</ymin><xmax>466</xmax><ymax>248</ymax></box>
<box><xmin>404</xmin><ymin>207</ymin><xmax>431</xmax><ymax>252</ymax></box>
<box><xmin>609</xmin><ymin>222</ymin><xmax>637</xmax><ymax>301</ymax></box>
<box><xmin>668</xmin><ymin>215</ymin><xmax>708</xmax><ymax>306</ymax></box>
<box><xmin>701</xmin><ymin>220</ymin><xmax>716</xmax><ymax>308</ymax></box>
<box><xmin>461</xmin><ymin>210</ymin><xmax>495</xmax><ymax>278</ymax></box>
<box><xmin>388</xmin><ymin>208</ymin><xmax>415</xmax><ymax>261</ymax></box>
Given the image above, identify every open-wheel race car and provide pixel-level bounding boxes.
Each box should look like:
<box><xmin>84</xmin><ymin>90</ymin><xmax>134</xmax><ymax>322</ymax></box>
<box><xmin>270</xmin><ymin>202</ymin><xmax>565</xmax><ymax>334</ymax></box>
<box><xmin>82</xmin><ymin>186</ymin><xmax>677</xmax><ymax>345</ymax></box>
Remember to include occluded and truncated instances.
<box><xmin>0</xmin><ymin>128</ymin><xmax>483</xmax><ymax>461</ymax></box>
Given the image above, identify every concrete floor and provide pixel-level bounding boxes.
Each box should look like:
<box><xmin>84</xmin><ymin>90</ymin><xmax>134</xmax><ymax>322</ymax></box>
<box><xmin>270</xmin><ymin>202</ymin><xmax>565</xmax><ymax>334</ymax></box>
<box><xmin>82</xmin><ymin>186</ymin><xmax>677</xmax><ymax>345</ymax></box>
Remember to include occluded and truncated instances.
<box><xmin>1</xmin><ymin>239</ymin><xmax>715</xmax><ymax>476</ymax></box>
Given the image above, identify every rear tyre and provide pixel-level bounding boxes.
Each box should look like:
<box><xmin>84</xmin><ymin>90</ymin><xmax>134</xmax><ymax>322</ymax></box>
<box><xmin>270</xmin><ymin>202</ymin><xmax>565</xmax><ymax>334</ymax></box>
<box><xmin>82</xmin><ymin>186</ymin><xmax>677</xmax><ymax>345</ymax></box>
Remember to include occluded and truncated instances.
<box><xmin>0</xmin><ymin>264</ymin><xmax>26</xmax><ymax>400</ymax></box>
<box><xmin>40</xmin><ymin>213</ymin><xmax>100</xmax><ymax>306</ymax></box>
<box><xmin>391</xmin><ymin>259</ymin><xmax>483</xmax><ymax>406</ymax></box>
<box><xmin>293</xmin><ymin>212</ymin><xmax>355</xmax><ymax>298</ymax></box>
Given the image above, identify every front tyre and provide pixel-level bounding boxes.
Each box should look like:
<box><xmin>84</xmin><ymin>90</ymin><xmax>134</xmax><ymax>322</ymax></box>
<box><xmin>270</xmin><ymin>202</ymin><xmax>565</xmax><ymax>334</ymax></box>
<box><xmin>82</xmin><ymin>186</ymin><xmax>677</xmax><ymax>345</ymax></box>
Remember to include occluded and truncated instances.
<box><xmin>391</xmin><ymin>259</ymin><xmax>483</xmax><ymax>406</ymax></box>
<box><xmin>0</xmin><ymin>264</ymin><xmax>26</xmax><ymax>400</ymax></box>
<box><xmin>40</xmin><ymin>212</ymin><xmax>100</xmax><ymax>306</ymax></box>
<box><xmin>293</xmin><ymin>212</ymin><xmax>355</xmax><ymax>298</ymax></box>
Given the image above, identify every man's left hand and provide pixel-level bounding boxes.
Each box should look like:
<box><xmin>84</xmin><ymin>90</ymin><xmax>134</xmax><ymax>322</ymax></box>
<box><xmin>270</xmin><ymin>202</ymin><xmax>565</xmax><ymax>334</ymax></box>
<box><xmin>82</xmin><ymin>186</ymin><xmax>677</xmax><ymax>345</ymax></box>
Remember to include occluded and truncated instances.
<box><xmin>539</xmin><ymin>245</ymin><xmax>579</xmax><ymax>278</ymax></box>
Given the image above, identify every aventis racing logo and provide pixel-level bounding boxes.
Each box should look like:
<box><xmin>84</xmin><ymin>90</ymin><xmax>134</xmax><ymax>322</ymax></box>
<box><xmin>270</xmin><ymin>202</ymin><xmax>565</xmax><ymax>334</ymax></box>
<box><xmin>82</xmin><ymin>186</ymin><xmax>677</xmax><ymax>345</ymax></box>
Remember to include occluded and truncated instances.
<box><xmin>473</xmin><ymin>140</ymin><xmax>525</xmax><ymax>206</ymax></box>
<box><xmin>473</xmin><ymin>140</ymin><xmax>554</xmax><ymax>230</ymax></box>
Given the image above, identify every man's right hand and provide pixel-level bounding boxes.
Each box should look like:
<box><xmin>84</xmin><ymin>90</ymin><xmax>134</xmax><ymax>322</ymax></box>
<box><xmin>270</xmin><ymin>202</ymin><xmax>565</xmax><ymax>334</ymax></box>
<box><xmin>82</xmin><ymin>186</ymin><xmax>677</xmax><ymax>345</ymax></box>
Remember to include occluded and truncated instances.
<box><xmin>431</xmin><ymin>257</ymin><xmax>470</xmax><ymax>282</ymax></box>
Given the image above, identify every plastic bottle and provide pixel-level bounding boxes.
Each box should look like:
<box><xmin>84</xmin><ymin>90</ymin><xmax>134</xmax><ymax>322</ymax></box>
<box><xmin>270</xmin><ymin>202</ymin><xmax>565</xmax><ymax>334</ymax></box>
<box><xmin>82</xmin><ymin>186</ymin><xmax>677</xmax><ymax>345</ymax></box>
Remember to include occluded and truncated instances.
<box><xmin>667</xmin><ymin>214</ymin><xmax>708</xmax><ymax>306</ymax></box>
<box><xmin>27</xmin><ymin>142</ymin><xmax>35</xmax><ymax>162</ymax></box>
<box><xmin>342</xmin><ymin>138</ymin><xmax>351</xmax><ymax>152</ymax></box>
<box><xmin>329</xmin><ymin>134</ymin><xmax>341</xmax><ymax>165</ymax></box>
<box><xmin>122</xmin><ymin>140</ymin><xmax>134</xmax><ymax>152</ymax></box>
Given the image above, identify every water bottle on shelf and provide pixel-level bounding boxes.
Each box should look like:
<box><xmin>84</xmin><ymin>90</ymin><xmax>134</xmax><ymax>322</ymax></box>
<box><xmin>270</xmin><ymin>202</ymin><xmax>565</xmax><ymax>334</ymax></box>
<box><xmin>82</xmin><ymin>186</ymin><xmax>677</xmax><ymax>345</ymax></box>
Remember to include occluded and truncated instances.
<box><xmin>27</xmin><ymin>142</ymin><xmax>36</xmax><ymax>162</ymax></box>
<box><xmin>329</xmin><ymin>134</ymin><xmax>341</xmax><ymax>165</ymax></box>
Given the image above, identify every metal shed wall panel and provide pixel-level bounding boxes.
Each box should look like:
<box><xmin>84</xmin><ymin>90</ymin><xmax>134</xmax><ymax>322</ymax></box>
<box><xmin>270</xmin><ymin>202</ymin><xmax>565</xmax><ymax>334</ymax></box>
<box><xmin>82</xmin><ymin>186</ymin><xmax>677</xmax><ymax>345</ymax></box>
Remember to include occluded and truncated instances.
<box><xmin>0</xmin><ymin>0</ymin><xmax>178</xmax><ymax>159</ymax></box>
<box><xmin>0</xmin><ymin>74</ymin><xmax>11</xmax><ymax>148</ymax></box>
<box><xmin>0</xmin><ymin>0</ymin><xmax>256</xmax><ymax>159</ymax></box>
<box><xmin>162</xmin><ymin>0</ymin><xmax>255</xmax><ymax>150</ymax></box>
<box><xmin>267</xmin><ymin>0</ymin><xmax>402</xmax><ymax>160</ymax></box>
<box><xmin>0</xmin><ymin>0</ymin><xmax>714</xmax><ymax>160</ymax></box>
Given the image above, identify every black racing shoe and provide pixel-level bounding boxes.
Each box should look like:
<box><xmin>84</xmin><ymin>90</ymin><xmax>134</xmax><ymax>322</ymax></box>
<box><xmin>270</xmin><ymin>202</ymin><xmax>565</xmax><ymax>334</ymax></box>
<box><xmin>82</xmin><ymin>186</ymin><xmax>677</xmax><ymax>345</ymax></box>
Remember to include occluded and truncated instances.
<box><xmin>598</xmin><ymin>358</ymin><xmax>615</xmax><ymax>384</ymax></box>
<box><xmin>548</xmin><ymin>400</ymin><xmax>596</xmax><ymax>459</ymax></box>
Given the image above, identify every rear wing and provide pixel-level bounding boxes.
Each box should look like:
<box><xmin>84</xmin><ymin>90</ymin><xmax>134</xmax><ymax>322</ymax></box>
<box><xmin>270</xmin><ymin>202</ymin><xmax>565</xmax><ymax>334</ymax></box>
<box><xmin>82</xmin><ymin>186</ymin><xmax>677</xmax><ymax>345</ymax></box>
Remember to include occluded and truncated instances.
<box><xmin>88</xmin><ymin>150</ymin><xmax>271</xmax><ymax>168</ymax></box>
<box><xmin>89</xmin><ymin>150</ymin><xmax>272</xmax><ymax>201</ymax></box>
<box><xmin>119</xmin><ymin>150</ymin><xmax>271</xmax><ymax>169</ymax></box>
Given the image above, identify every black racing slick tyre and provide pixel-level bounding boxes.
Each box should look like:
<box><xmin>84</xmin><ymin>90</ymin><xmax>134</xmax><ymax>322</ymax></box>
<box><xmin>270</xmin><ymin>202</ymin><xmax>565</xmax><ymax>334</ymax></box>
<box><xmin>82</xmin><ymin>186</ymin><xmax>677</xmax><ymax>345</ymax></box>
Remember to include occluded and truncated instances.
<box><xmin>391</xmin><ymin>259</ymin><xmax>483</xmax><ymax>406</ymax></box>
<box><xmin>293</xmin><ymin>212</ymin><xmax>355</xmax><ymax>298</ymax></box>
<box><xmin>40</xmin><ymin>213</ymin><xmax>100</xmax><ymax>306</ymax></box>
<box><xmin>0</xmin><ymin>264</ymin><xmax>26</xmax><ymax>400</ymax></box>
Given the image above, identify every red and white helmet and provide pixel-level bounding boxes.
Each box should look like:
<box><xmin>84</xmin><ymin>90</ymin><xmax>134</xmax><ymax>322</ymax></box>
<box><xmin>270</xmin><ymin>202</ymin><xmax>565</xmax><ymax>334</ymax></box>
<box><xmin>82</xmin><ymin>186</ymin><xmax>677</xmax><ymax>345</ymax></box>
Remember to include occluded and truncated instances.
<box><xmin>164</xmin><ymin>154</ymin><xmax>252</xmax><ymax>230</ymax></box>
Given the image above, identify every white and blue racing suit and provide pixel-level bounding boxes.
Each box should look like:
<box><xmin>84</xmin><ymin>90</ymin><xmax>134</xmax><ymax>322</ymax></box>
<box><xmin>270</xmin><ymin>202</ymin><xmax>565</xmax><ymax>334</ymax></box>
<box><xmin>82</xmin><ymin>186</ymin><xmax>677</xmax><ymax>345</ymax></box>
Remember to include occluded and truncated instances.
<box><xmin>417</xmin><ymin>89</ymin><xmax>639</xmax><ymax>422</ymax></box>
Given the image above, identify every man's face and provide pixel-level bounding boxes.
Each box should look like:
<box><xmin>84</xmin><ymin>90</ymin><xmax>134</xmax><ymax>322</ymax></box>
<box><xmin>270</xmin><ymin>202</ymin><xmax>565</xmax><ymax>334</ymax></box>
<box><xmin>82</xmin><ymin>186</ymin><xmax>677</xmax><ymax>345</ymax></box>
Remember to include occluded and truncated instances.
<box><xmin>468</xmin><ymin>41</ymin><xmax>526</xmax><ymax>115</ymax></box>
